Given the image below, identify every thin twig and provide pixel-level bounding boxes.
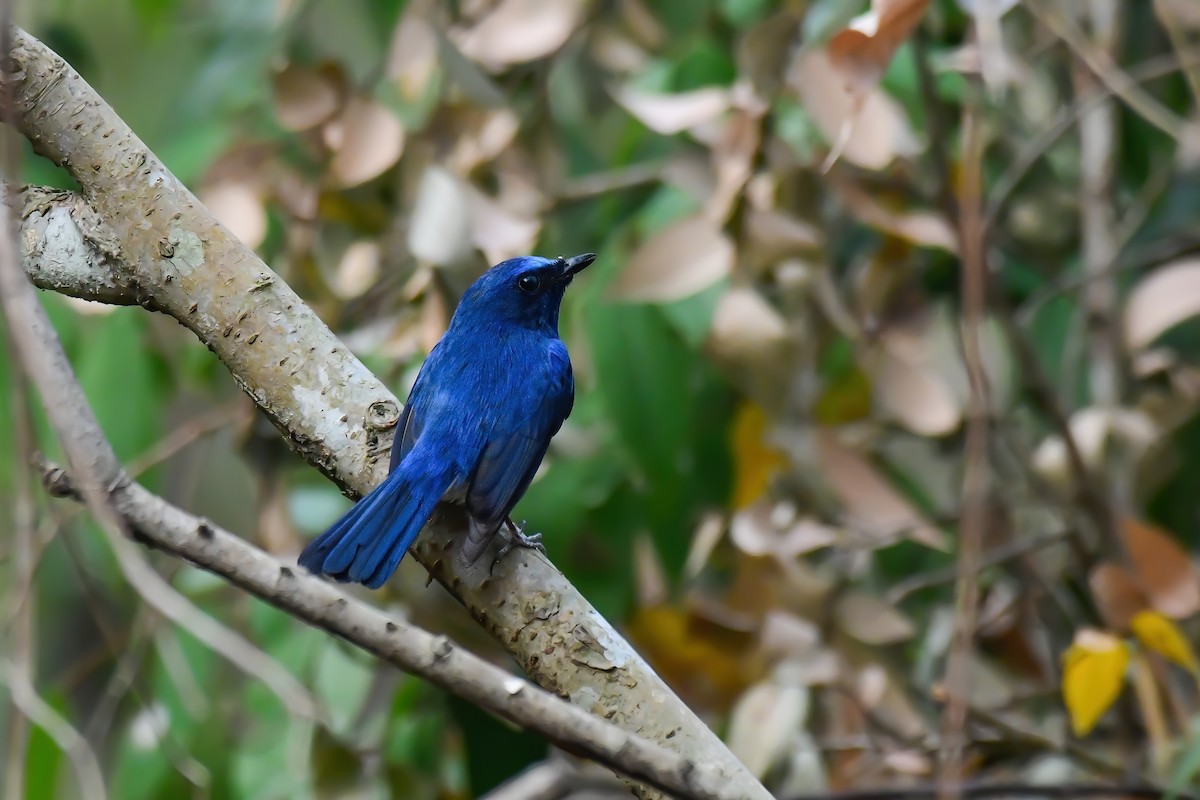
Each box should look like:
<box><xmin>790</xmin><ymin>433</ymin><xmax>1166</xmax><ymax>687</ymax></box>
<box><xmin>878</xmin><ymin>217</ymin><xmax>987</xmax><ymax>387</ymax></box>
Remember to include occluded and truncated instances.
<box><xmin>936</xmin><ymin>102</ymin><xmax>990</xmax><ymax>800</ymax></box>
<box><xmin>1026</xmin><ymin>0</ymin><xmax>1186</xmax><ymax>141</ymax></box>
<box><xmin>1017</xmin><ymin>152</ymin><xmax>1177</xmax><ymax>326</ymax></box>
<box><xmin>5</xmin><ymin>31</ymin><xmax>770</xmax><ymax>795</ymax></box>
<box><xmin>125</xmin><ymin>400</ymin><xmax>250</xmax><ymax>478</ymax></box>
<box><xmin>109</xmin><ymin>526</ymin><xmax>319</xmax><ymax>719</ymax></box>
<box><xmin>1</xmin><ymin>188</ymin><xmax>746</xmax><ymax>798</ymax></box>
<box><xmin>983</xmin><ymin>47</ymin><xmax>1200</xmax><ymax>231</ymax></box>
<box><xmin>0</xmin><ymin>661</ymin><xmax>107</xmax><ymax>800</ymax></box>
<box><xmin>41</xmin><ymin>465</ymin><xmax>742</xmax><ymax>800</ymax></box>
<box><xmin>1072</xmin><ymin>0</ymin><xmax>1122</xmax><ymax>411</ymax></box>
<box><xmin>0</xmin><ymin>5</ymin><xmax>35</xmax><ymax>794</ymax></box>
<box><xmin>1155</xmin><ymin>0</ymin><xmax>1200</xmax><ymax>106</ymax></box>
<box><xmin>1</xmin><ymin>260</ymin><xmax>37</xmax><ymax>800</ymax></box>
<box><xmin>965</xmin><ymin>705</ymin><xmax>1132</xmax><ymax>781</ymax></box>
<box><xmin>887</xmin><ymin>529</ymin><xmax>1071</xmax><ymax>604</ymax></box>
<box><xmin>784</xmin><ymin>782</ymin><xmax>1196</xmax><ymax>800</ymax></box>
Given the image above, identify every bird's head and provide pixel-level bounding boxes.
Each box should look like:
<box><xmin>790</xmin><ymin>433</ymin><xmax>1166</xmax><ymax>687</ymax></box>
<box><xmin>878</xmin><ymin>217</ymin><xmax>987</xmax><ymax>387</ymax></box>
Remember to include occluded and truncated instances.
<box><xmin>452</xmin><ymin>253</ymin><xmax>596</xmax><ymax>333</ymax></box>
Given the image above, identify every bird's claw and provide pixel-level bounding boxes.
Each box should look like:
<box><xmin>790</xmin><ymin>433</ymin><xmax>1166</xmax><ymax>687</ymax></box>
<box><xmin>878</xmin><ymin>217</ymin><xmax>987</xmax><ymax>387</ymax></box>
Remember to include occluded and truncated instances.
<box><xmin>490</xmin><ymin>518</ymin><xmax>546</xmax><ymax>573</ymax></box>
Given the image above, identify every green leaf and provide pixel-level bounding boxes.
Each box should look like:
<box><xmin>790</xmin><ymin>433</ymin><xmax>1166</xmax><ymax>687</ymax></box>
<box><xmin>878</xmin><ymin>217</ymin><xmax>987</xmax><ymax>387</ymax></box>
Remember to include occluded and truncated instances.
<box><xmin>672</xmin><ymin>39</ymin><xmax>736</xmax><ymax>90</ymax></box>
<box><xmin>648</xmin><ymin>0</ymin><xmax>713</xmax><ymax>36</ymax></box>
<box><xmin>314</xmin><ymin>644</ymin><xmax>375</xmax><ymax>735</ymax></box>
<box><xmin>717</xmin><ymin>0</ymin><xmax>774</xmax><ymax>27</ymax></box>
<box><xmin>75</xmin><ymin>310</ymin><xmax>165</xmax><ymax>462</ymax></box>
<box><xmin>658</xmin><ymin>282</ymin><xmax>723</xmax><ymax>349</ymax></box>
<box><xmin>585</xmin><ymin>302</ymin><xmax>732</xmax><ymax>572</ymax></box>
<box><xmin>1168</xmin><ymin>724</ymin><xmax>1200</xmax><ymax>800</ymax></box>
<box><xmin>110</xmin><ymin>704</ymin><xmax>180</xmax><ymax>800</ymax></box>
<box><xmin>23</xmin><ymin>690</ymin><xmax>68</xmax><ymax>800</ymax></box>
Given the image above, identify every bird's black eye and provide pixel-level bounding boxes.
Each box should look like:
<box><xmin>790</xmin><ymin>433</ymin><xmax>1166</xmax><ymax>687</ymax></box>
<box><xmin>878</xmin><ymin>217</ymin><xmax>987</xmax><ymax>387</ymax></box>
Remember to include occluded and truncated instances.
<box><xmin>517</xmin><ymin>274</ymin><xmax>541</xmax><ymax>294</ymax></box>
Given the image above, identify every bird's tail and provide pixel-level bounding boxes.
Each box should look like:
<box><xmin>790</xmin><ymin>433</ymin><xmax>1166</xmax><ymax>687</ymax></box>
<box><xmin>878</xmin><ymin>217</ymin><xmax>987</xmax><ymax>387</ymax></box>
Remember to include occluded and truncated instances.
<box><xmin>298</xmin><ymin>460</ymin><xmax>452</xmax><ymax>589</ymax></box>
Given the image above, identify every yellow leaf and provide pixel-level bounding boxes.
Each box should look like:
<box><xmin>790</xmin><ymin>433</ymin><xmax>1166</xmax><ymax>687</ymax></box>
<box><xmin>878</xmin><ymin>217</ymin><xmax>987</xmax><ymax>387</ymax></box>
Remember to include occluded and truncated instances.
<box><xmin>1131</xmin><ymin>610</ymin><xmax>1200</xmax><ymax>675</ymax></box>
<box><xmin>813</xmin><ymin>367</ymin><xmax>872</xmax><ymax>425</ymax></box>
<box><xmin>730</xmin><ymin>403</ymin><xmax>787</xmax><ymax>509</ymax></box>
<box><xmin>626</xmin><ymin>605</ymin><xmax>758</xmax><ymax>710</ymax></box>
<box><xmin>1061</xmin><ymin>629</ymin><xmax>1131</xmax><ymax>736</ymax></box>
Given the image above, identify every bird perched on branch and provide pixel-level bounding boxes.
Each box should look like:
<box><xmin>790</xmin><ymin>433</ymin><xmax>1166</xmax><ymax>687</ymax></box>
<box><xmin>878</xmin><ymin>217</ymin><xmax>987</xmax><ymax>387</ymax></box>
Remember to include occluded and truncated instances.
<box><xmin>298</xmin><ymin>253</ymin><xmax>596</xmax><ymax>588</ymax></box>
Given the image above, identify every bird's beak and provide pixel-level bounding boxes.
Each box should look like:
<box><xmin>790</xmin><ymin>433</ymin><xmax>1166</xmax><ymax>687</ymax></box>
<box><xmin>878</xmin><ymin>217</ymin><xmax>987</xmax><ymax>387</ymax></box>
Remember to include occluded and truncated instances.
<box><xmin>561</xmin><ymin>252</ymin><xmax>596</xmax><ymax>278</ymax></box>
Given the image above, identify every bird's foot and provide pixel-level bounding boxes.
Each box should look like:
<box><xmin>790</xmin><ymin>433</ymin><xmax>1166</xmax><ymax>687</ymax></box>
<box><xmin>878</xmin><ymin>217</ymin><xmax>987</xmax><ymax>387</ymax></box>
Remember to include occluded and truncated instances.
<box><xmin>490</xmin><ymin>518</ymin><xmax>546</xmax><ymax>573</ymax></box>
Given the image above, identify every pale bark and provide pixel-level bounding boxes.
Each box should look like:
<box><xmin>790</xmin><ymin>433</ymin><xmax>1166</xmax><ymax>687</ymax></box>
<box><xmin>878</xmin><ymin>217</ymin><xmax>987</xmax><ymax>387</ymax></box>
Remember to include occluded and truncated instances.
<box><xmin>8</xmin><ymin>26</ymin><xmax>768</xmax><ymax>800</ymax></box>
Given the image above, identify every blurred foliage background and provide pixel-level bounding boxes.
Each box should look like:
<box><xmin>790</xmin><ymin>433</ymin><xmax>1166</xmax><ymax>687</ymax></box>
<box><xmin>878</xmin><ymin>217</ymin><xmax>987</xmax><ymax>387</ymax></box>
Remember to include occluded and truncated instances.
<box><xmin>5</xmin><ymin>0</ymin><xmax>1200</xmax><ymax>797</ymax></box>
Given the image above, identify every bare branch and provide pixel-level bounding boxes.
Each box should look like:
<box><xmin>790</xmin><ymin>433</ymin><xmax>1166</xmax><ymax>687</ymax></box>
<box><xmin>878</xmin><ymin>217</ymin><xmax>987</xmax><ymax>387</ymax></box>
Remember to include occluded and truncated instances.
<box><xmin>936</xmin><ymin>103</ymin><xmax>990</xmax><ymax>800</ymax></box>
<box><xmin>1026</xmin><ymin>0</ymin><xmax>1186</xmax><ymax>141</ymax></box>
<box><xmin>0</xmin><ymin>662</ymin><xmax>107</xmax><ymax>800</ymax></box>
<box><xmin>20</xmin><ymin>186</ymin><xmax>136</xmax><ymax>305</ymax></box>
<box><xmin>4</xmin><ymin>131</ymin><xmax>745</xmax><ymax>800</ymax></box>
<box><xmin>42</xmin><ymin>464</ymin><xmax>741</xmax><ymax>800</ymax></box>
<box><xmin>4</xmin><ymin>26</ymin><xmax>767</xmax><ymax>800</ymax></box>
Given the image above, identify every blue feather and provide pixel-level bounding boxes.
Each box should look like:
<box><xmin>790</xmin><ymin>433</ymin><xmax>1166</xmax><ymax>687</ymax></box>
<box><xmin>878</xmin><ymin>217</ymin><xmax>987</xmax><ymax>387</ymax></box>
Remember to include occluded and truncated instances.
<box><xmin>299</xmin><ymin>455</ymin><xmax>451</xmax><ymax>589</ymax></box>
<box><xmin>298</xmin><ymin>253</ymin><xmax>594</xmax><ymax>588</ymax></box>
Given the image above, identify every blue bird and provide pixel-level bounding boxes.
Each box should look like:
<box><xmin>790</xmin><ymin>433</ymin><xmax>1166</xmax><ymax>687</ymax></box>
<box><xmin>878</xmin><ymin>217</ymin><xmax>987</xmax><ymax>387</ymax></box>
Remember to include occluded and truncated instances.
<box><xmin>298</xmin><ymin>252</ymin><xmax>595</xmax><ymax>588</ymax></box>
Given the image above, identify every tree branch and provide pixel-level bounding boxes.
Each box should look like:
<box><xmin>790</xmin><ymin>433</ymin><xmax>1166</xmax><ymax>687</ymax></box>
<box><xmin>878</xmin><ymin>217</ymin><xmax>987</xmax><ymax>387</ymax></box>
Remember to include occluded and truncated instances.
<box><xmin>20</xmin><ymin>186</ymin><xmax>135</xmax><ymax>304</ymax></box>
<box><xmin>5</xmin><ymin>26</ymin><xmax>767</xmax><ymax>800</ymax></box>
<box><xmin>37</xmin><ymin>465</ymin><xmax>735</xmax><ymax>800</ymax></box>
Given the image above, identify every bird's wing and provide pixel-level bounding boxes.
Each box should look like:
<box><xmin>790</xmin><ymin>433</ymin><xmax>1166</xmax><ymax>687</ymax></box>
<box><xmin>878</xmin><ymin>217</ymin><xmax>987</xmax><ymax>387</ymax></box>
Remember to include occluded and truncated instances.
<box><xmin>388</xmin><ymin>395</ymin><xmax>420</xmax><ymax>473</ymax></box>
<box><xmin>465</xmin><ymin>346</ymin><xmax>574</xmax><ymax>527</ymax></box>
<box><xmin>387</xmin><ymin>341</ymin><xmax>447</xmax><ymax>473</ymax></box>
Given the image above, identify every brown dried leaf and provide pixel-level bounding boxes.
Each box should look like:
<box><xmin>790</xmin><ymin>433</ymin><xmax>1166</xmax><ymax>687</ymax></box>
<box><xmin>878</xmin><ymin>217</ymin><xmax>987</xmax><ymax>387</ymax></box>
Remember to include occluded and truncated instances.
<box><xmin>743</xmin><ymin>208</ymin><xmax>823</xmax><ymax>267</ymax></box>
<box><xmin>420</xmin><ymin>289</ymin><xmax>449</xmax><ymax>353</ymax></box>
<box><xmin>590</xmin><ymin>26</ymin><xmax>651</xmax><ymax>74</ymax></box>
<box><xmin>454</xmin><ymin>0</ymin><xmax>585</xmax><ymax>70</ymax></box>
<box><xmin>684</xmin><ymin>511</ymin><xmax>726</xmax><ymax>579</ymax></box>
<box><xmin>815</xmin><ymin>428</ymin><xmax>946</xmax><ymax>550</ymax></box>
<box><xmin>1033</xmin><ymin>407</ymin><xmax>1158</xmax><ymax>483</ymax></box>
<box><xmin>200</xmin><ymin>182</ymin><xmax>267</xmax><ymax>249</ymax></box>
<box><xmin>407</xmin><ymin>166</ymin><xmax>473</xmax><ymax>268</ymax></box>
<box><xmin>789</xmin><ymin>49</ymin><xmax>920</xmax><ymax>170</ymax></box>
<box><xmin>1124</xmin><ymin>258</ymin><xmax>1200</xmax><ymax>350</ymax></box>
<box><xmin>708</xmin><ymin>287</ymin><xmax>790</xmax><ymax>363</ymax></box>
<box><xmin>386</xmin><ymin>9</ymin><xmax>439</xmax><ymax>101</ymax></box>
<box><xmin>827</xmin><ymin>0</ymin><xmax>931</xmax><ymax>94</ymax></box>
<box><xmin>272</xmin><ymin>62</ymin><xmax>343</xmax><ymax>132</ymax></box>
<box><xmin>613</xmin><ymin>85</ymin><xmax>732</xmax><ymax>135</ymax></box>
<box><xmin>1122</xmin><ymin>518</ymin><xmax>1200</xmax><ymax>619</ymax></box>
<box><xmin>727</xmin><ymin>680</ymin><xmax>810</xmax><ymax>778</ymax></box>
<box><xmin>868</xmin><ymin>350</ymin><xmax>960</xmax><ymax>434</ymax></box>
<box><xmin>331</xmin><ymin>240</ymin><xmax>381</xmax><ymax>300</ymax></box>
<box><xmin>706</xmin><ymin>107</ymin><xmax>762</xmax><ymax>224</ymax></box>
<box><xmin>868</xmin><ymin>337</ymin><xmax>962</xmax><ymax>436</ymax></box>
<box><xmin>1089</xmin><ymin>561</ymin><xmax>1149</xmax><ymax>632</ymax></box>
<box><xmin>731</xmin><ymin>502</ymin><xmax>840</xmax><ymax>560</ymax></box>
<box><xmin>609</xmin><ymin>215</ymin><xmax>734</xmax><ymax>302</ymax></box>
<box><xmin>834</xmin><ymin>179</ymin><xmax>958</xmax><ymax>252</ymax></box>
<box><xmin>326</xmin><ymin>98</ymin><xmax>405</xmax><ymax>188</ymax></box>
<box><xmin>759</xmin><ymin>611</ymin><xmax>822</xmax><ymax>658</ymax></box>
<box><xmin>447</xmin><ymin>109</ymin><xmax>521</xmax><ymax>174</ymax></box>
<box><xmin>835</xmin><ymin>591</ymin><xmax>915</xmax><ymax>645</ymax></box>
<box><xmin>466</xmin><ymin>186</ymin><xmax>541</xmax><ymax>265</ymax></box>
<box><xmin>1155</xmin><ymin>0</ymin><xmax>1200</xmax><ymax>31</ymax></box>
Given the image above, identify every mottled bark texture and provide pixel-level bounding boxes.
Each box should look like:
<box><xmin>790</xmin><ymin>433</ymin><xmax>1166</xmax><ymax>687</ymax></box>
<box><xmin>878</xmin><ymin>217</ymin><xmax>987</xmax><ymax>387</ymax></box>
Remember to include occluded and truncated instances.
<box><xmin>9</xmin><ymin>27</ymin><xmax>769</xmax><ymax>800</ymax></box>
